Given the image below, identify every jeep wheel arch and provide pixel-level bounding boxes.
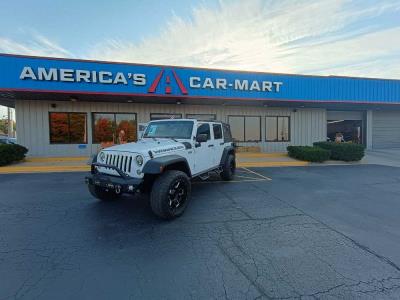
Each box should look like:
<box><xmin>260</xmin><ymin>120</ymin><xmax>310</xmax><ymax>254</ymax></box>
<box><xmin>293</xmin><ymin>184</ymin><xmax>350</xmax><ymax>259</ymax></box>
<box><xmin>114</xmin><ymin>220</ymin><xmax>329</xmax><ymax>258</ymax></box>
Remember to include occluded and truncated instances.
<box><xmin>219</xmin><ymin>146</ymin><xmax>235</xmax><ymax>166</ymax></box>
<box><xmin>142</xmin><ymin>155</ymin><xmax>191</xmax><ymax>177</ymax></box>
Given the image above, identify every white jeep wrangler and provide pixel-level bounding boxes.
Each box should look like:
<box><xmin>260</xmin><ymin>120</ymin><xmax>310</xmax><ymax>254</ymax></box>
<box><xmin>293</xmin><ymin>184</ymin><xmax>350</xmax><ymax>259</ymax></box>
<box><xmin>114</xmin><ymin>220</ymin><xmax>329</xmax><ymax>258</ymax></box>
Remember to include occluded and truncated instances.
<box><xmin>85</xmin><ymin>119</ymin><xmax>236</xmax><ymax>219</ymax></box>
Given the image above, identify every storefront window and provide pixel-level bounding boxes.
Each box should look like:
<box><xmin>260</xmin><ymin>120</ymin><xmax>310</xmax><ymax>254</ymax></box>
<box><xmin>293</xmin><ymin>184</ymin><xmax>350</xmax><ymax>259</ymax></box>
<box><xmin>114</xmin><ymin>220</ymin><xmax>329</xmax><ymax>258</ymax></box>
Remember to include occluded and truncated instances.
<box><xmin>186</xmin><ymin>114</ymin><xmax>216</xmax><ymax>121</ymax></box>
<box><xmin>245</xmin><ymin>116</ymin><xmax>261</xmax><ymax>142</ymax></box>
<box><xmin>266</xmin><ymin>117</ymin><xmax>278</xmax><ymax>141</ymax></box>
<box><xmin>228</xmin><ymin>116</ymin><xmax>261</xmax><ymax>142</ymax></box>
<box><xmin>228</xmin><ymin>116</ymin><xmax>245</xmax><ymax>142</ymax></box>
<box><xmin>93</xmin><ymin>113</ymin><xmax>114</xmax><ymax>143</ymax></box>
<box><xmin>150</xmin><ymin>113</ymin><xmax>182</xmax><ymax>120</ymax></box>
<box><xmin>93</xmin><ymin>113</ymin><xmax>137</xmax><ymax>144</ymax></box>
<box><xmin>266</xmin><ymin>116</ymin><xmax>290</xmax><ymax>142</ymax></box>
<box><xmin>116</xmin><ymin>114</ymin><xmax>137</xmax><ymax>144</ymax></box>
<box><xmin>49</xmin><ymin>112</ymin><xmax>87</xmax><ymax>144</ymax></box>
<box><xmin>327</xmin><ymin>120</ymin><xmax>362</xmax><ymax>143</ymax></box>
<box><xmin>278</xmin><ymin>117</ymin><xmax>290</xmax><ymax>141</ymax></box>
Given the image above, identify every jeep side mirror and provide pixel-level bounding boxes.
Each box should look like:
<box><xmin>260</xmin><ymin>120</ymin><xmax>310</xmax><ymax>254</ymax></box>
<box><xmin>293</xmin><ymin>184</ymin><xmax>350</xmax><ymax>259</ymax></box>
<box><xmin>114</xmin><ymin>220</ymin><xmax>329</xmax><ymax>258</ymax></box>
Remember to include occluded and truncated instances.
<box><xmin>196</xmin><ymin>134</ymin><xmax>208</xmax><ymax>143</ymax></box>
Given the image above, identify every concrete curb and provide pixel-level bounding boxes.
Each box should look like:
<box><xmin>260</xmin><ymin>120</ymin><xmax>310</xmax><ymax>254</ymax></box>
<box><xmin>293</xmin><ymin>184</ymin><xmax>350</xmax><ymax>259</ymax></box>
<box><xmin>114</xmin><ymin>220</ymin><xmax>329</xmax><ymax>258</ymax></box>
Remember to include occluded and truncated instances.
<box><xmin>0</xmin><ymin>153</ymin><xmax>308</xmax><ymax>174</ymax></box>
<box><xmin>0</xmin><ymin>165</ymin><xmax>90</xmax><ymax>174</ymax></box>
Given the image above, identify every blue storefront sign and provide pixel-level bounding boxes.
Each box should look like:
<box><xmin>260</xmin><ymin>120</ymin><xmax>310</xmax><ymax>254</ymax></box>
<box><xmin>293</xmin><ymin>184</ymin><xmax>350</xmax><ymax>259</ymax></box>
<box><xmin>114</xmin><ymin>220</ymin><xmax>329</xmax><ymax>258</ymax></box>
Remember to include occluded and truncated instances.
<box><xmin>0</xmin><ymin>53</ymin><xmax>399</xmax><ymax>104</ymax></box>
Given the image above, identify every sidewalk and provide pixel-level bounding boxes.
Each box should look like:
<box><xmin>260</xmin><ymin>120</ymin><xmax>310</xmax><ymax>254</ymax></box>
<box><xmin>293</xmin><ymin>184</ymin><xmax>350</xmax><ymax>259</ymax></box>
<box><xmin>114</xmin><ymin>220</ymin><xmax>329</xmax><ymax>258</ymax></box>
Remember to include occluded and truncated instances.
<box><xmin>236</xmin><ymin>152</ymin><xmax>309</xmax><ymax>168</ymax></box>
<box><xmin>0</xmin><ymin>152</ymin><xmax>308</xmax><ymax>174</ymax></box>
<box><xmin>0</xmin><ymin>157</ymin><xmax>91</xmax><ymax>174</ymax></box>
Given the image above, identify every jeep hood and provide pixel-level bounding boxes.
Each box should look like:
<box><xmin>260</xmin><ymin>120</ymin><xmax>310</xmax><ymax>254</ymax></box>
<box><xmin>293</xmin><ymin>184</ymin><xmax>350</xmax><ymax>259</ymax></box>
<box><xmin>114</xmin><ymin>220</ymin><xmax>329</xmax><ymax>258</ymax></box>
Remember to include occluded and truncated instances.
<box><xmin>101</xmin><ymin>139</ymin><xmax>186</xmax><ymax>156</ymax></box>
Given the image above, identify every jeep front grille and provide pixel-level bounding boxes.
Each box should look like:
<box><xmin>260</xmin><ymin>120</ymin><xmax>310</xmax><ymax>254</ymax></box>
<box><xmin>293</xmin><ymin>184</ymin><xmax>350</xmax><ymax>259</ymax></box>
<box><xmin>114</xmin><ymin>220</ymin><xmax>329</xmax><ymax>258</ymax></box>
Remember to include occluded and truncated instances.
<box><xmin>105</xmin><ymin>153</ymin><xmax>133</xmax><ymax>174</ymax></box>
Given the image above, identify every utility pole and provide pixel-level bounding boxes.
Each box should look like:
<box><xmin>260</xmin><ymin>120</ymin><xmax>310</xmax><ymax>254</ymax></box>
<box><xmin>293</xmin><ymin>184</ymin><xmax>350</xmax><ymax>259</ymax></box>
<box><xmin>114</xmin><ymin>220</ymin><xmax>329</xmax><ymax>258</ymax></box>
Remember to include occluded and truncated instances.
<box><xmin>7</xmin><ymin>107</ymin><xmax>12</xmax><ymax>138</ymax></box>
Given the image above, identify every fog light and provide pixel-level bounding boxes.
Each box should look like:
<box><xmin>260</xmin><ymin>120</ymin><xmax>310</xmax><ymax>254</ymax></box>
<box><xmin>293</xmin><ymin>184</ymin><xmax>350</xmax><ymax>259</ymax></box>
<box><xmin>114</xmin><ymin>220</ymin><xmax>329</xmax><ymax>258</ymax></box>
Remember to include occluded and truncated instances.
<box><xmin>128</xmin><ymin>185</ymin><xmax>134</xmax><ymax>191</ymax></box>
<box><xmin>136</xmin><ymin>170</ymin><xmax>141</xmax><ymax>175</ymax></box>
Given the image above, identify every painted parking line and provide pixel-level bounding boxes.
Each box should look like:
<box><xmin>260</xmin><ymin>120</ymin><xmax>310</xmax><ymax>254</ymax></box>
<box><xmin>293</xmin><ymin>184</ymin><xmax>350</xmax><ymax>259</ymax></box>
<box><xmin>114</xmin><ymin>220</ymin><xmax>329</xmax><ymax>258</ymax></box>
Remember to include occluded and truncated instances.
<box><xmin>240</xmin><ymin>167</ymin><xmax>272</xmax><ymax>181</ymax></box>
<box><xmin>235</xmin><ymin>174</ymin><xmax>265</xmax><ymax>180</ymax></box>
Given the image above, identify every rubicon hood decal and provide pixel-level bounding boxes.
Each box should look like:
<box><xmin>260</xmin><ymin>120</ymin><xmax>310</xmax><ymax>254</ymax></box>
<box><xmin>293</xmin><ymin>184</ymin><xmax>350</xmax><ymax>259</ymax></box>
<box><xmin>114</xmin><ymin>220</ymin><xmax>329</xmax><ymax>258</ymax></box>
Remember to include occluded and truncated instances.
<box><xmin>152</xmin><ymin>145</ymin><xmax>186</xmax><ymax>154</ymax></box>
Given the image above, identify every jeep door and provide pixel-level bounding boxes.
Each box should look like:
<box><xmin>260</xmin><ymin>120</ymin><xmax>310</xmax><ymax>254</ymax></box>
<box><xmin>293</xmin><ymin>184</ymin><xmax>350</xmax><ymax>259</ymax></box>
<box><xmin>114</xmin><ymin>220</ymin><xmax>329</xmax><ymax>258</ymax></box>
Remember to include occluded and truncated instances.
<box><xmin>194</xmin><ymin>123</ymin><xmax>216</xmax><ymax>174</ymax></box>
<box><xmin>212</xmin><ymin>123</ymin><xmax>225</xmax><ymax>166</ymax></box>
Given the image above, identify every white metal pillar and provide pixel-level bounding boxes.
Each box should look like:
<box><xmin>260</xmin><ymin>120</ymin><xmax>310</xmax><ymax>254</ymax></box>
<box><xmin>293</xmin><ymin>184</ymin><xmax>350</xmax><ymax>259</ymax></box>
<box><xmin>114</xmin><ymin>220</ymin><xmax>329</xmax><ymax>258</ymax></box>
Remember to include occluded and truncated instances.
<box><xmin>366</xmin><ymin>110</ymin><xmax>373</xmax><ymax>149</ymax></box>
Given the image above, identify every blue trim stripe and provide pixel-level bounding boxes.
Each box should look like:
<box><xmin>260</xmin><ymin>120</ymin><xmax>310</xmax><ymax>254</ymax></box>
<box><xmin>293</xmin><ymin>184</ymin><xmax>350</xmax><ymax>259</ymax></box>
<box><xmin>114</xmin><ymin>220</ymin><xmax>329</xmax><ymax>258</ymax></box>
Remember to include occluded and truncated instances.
<box><xmin>0</xmin><ymin>54</ymin><xmax>399</xmax><ymax>104</ymax></box>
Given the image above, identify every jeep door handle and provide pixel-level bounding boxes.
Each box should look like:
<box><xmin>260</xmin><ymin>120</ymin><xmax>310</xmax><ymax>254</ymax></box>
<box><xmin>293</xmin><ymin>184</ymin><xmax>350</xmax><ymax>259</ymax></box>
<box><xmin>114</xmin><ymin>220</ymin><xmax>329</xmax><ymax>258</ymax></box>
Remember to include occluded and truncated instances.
<box><xmin>219</xmin><ymin>142</ymin><xmax>224</xmax><ymax>145</ymax></box>
<box><xmin>208</xmin><ymin>144</ymin><xmax>214</xmax><ymax>147</ymax></box>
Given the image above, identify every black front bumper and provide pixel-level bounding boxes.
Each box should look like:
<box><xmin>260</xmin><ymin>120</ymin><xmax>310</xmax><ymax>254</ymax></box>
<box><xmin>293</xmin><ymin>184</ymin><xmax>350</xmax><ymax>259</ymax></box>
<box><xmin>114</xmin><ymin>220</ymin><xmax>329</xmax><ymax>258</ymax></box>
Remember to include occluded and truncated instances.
<box><xmin>85</xmin><ymin>162</ymin><xmax>143</xmax><ymax>193</ymax></box>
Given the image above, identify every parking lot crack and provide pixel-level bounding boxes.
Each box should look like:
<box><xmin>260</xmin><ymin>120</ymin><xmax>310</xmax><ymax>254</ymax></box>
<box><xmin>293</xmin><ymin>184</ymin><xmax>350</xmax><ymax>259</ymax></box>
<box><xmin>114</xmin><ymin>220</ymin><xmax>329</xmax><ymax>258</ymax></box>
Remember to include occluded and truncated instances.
<box><xmin>250</xmin><ymin>182</ymin><xmax>400</xmax><ymax>275</ymax></box>
<box><xmin>218</xmin><ymin>188</ymin><xmax>253</xmax><ymax>219</ymax></box>
<box><xmin>217</xmin><ymin>223</ymin><xmax>272</xmax><ymax>299</ymax></box>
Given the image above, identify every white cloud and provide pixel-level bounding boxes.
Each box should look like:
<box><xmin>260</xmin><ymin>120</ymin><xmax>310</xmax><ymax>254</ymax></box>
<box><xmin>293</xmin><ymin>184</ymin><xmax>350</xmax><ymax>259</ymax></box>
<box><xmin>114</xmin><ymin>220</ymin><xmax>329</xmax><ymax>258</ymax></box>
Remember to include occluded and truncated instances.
<box><xmin>1</xmin><ymin>0</ymin><xmax>400</xmax><ymax>79</ymax></box>
<box><xmin>0</xmin><ymin>32</ymin><xmax>73</xmax><ymax>58</ymax></box>
<box><xmin>87</xmin><ymin>0</ymin><xmax>400</xmax><ymax>79</ymax></box>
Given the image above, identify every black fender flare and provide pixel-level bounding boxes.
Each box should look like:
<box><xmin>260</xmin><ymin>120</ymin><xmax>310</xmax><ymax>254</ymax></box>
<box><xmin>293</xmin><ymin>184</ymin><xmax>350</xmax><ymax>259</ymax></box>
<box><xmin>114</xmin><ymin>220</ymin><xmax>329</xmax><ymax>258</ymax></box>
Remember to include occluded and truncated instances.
<box><xmin>142</xmin><ymin>155</ymin><xmax>191</xmax><ymax>176</ymax></box>
<box><xmin>220</xmin><ymin>145</ymin><xmax>236</xmax><ymax>166</ymax></box>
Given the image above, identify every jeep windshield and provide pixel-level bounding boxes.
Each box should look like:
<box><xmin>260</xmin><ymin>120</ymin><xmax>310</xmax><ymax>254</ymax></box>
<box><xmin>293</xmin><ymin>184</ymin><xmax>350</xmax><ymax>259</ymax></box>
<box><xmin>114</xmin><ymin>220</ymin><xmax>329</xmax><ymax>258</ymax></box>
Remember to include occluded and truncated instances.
<box><xmin>143</xmin><ymin>120</ymin><xmax>194</xmax><ymax>139</ymax></box>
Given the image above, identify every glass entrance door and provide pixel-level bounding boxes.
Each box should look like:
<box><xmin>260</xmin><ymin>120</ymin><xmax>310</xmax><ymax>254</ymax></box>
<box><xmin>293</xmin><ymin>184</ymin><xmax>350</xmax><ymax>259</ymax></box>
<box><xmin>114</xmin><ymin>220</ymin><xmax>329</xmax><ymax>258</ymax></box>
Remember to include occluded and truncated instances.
<box><xmin>327</xmin><ymin>120</ymin><xmax>363</xmax><ymax>144</ymax></box>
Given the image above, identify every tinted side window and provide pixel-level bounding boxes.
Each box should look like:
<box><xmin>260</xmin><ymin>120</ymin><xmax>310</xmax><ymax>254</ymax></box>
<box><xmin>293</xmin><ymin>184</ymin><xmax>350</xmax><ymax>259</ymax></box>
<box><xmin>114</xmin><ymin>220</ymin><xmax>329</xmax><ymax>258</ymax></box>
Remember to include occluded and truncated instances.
<box><xmin>197</xmin><ymin>123</ymin><xmax>211</xmax><ymax>140</ymax></box>
<box><xmin>222</xmin><ymin>124</ymin><xmax>233</xmax><ymax>143</ymax></box>
<box><xmin>228</xmin><ymin>116</ymin><xmax>244</xmax><ymax>142</ymax></box>
<box><xmin>213</xmin><ymin>124</ymin><xmax>222</xmax><ymax>140</ymax></box>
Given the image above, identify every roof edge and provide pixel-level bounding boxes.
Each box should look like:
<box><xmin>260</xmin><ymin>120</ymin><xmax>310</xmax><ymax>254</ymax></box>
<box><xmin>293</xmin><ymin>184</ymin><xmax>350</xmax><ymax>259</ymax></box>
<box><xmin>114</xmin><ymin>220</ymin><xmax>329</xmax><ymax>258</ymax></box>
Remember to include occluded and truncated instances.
<box><xmin>1</xmin><ymin>52</ymin><xmax>399</xmax><ymax>82</ymax></box>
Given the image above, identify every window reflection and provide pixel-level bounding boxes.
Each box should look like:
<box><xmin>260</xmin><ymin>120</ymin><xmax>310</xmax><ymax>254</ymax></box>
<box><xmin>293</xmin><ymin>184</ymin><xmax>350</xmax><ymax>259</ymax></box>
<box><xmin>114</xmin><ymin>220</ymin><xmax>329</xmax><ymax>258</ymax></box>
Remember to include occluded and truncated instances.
<box><xmin>228</xmin><ymin>116</ymin><xmax>244</xmax><ymax>142</ymax></box>
<box><xmin>278</xmin><ymin>117</ymin><xmax>289</xmax><ymax>141</ymax></box>
<box><xmin>49</xmin><ymin>112</ymin><xmax>87</xmax><ymax>144</ymax></box>
<box><xmin>93</xmin><ymin>113</ymin><xmax>137</xmax><ymax>144</ymax></box>
<box><xmin>93</xmin><ymin>113</ymin><xmax>114</xmax><ymax>143</ymax></box>
<box><xmin>116</xmin><ymin>114</ymin><xmax>137</xmax><ymax>143</ymax></box>
<box><xmin>245</xmin><ymin>117</ymin><xmax>261</xmax><ymax>142</ymax></box>
<box><xmin>266</xmin><ymin>116</ymin><xmax>290</xmax><ymax>142</ymax></box>
<box><xmin>150</xmin><ymin>113</ymin><xmax>182</xmax><ymax>120</ymax></box>
<box><xmin>228</xmin><ymin>116</ymin><xmax>261</xmax><ymax>142</ymax></box>
<box><xmin>266</xmin><ymin>117</ymin><xmax>278</xmax><ymax>141</ymax></box>
<box><xmin>186</xmin><ymin>114</ymin><xmax>216</xmax><ymax>121</ymax></box>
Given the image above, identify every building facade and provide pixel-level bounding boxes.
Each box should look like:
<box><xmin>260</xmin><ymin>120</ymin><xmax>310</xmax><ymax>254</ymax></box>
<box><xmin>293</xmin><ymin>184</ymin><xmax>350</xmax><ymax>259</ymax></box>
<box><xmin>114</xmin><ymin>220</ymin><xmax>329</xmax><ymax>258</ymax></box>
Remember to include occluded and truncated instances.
<box><xmin>0</xmin><ymin>53</ymin><xmax>399</xmax><ymax>157</ymax></box>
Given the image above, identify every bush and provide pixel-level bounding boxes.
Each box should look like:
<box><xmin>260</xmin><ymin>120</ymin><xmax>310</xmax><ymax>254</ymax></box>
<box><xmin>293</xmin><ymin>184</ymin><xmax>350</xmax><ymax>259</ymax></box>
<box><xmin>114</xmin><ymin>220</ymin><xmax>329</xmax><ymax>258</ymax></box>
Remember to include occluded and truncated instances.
<box><xmin>287</xmin><ymin>146</ymin><xmax>331</xmax><ymax>162</ymax></box>
<box><xmin>0</xmin><ymin>144</ymin><xmax>28</xmax><ymax>166</ymax></box>
<box><xmin>313</xmin><ymin>142</ymin><xmax>365</xmax><ymax>161</ymax></box>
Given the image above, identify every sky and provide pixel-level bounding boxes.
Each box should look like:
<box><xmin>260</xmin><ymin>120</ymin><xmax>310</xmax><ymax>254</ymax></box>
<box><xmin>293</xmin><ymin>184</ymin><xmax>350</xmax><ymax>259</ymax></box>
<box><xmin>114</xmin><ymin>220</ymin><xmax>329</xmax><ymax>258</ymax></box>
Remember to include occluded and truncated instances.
<box><xmin>1</xmin><ymin>0</ymin><xmax>400</xmax><ymax>117</ymax></box>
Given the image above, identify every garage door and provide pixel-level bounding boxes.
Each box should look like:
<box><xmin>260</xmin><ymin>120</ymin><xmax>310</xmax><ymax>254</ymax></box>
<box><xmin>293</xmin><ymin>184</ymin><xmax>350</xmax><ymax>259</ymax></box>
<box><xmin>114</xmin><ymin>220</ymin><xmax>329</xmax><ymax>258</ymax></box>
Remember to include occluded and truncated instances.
<box><xmin>373</xmin><ymin>111</ymin><xmax>400</xmax><ymax>148</ymax></box>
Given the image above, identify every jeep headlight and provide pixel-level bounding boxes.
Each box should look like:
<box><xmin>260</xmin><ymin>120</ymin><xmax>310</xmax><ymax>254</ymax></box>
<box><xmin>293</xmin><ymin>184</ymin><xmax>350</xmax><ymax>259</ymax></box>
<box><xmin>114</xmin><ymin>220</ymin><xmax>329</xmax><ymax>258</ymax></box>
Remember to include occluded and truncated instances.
<box><xmin>99</xmin><ymin>152</ymin><xmax>106</xmax><ymax>163</ymax></box>
<box><xmin>135</xmin><ymin>155</ymin><xmax>144</xmax><ymax>166</ymax></box>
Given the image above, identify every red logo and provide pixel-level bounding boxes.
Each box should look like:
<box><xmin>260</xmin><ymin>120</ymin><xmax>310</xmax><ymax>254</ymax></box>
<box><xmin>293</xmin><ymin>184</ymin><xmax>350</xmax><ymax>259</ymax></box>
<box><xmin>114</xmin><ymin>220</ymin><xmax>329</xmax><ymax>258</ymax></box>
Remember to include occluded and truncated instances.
<box><xmin>147</xmin><ymin>69</ymin><xmax>188</xmax><ymax>95</ymax></box>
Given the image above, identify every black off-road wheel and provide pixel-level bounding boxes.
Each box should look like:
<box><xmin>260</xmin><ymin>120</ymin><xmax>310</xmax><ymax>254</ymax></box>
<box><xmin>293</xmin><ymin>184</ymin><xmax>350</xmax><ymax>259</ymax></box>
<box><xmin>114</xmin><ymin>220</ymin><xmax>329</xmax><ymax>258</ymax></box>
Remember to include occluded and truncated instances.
<box><xmin>150</xmin><ymin>170</ymin><xmax>191</xmax><ymax>220</ymax></box>
<box><xmin>88</xmin><ymin>184</ymin><xmax>121</xmax><ymax>201</ymax></box>
<box><xmin>221</xmin><ymin>154</ymin><xmax>236</xmax><ymax>181</ymax></box>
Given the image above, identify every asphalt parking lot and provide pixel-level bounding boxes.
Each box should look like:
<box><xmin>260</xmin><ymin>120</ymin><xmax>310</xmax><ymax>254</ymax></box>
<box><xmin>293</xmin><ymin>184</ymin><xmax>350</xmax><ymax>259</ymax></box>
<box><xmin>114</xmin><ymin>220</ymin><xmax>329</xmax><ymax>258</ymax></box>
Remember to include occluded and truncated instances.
<box><xmin>1</xmin><ymin>165</ymin><xmax>400</xmax><ymax>299</ymax></box>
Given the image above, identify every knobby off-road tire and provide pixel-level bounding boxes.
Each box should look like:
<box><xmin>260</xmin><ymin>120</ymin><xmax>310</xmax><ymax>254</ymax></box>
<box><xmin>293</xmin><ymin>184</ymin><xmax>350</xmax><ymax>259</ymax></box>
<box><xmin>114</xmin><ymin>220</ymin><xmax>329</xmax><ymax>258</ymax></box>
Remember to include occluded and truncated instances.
<box><xmin>221</xmin><ymin>154</ymin><xmax>236</xmax><ymax>181</ymax></box>
<box><xmin>150</xmin><ymin>170</ymin><xmax>191</xmax><ymax>220</ymax></box>
<box><xmin>88</xmin><ymin>184</ymin><xmax>121</xmax><ymax>201</ymax></box>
